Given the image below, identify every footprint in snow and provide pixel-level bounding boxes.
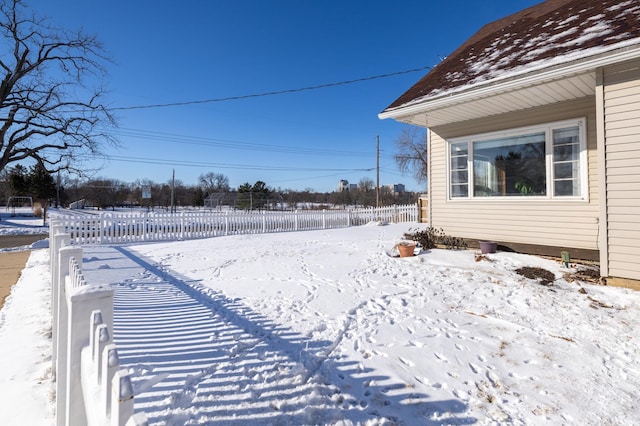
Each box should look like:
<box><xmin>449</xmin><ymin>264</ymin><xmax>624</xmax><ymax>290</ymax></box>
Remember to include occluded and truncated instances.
<box><xmin>399</xmin><ymin>357</ymin><xmax>415</xmax><ymax>367</ymax></box>
<box><xmin>415</xmin><ymin>376</ymin><xmax>429</xmax><ymax>385</ymax></box>
<box><xmin>434</xmin><ymin>352</ymin><xmax>448</xmax><ymax>362</ymax></box>
<box><xmin>486</xmin><ymin>370</ymin><xmax>502</xmax><ymax>388</ymax></box>
<box><xmin>453</xmin><ymin>388</ymin><xmax>470</xmax><ymax>400</ymax></box>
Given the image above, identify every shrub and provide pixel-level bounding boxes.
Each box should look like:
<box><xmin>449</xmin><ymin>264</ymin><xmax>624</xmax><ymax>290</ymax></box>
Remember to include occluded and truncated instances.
<box><xmin>33</xmin><ymin>202</ymin><xmax>43</xmax><ymax>217</ymax></box>
<box><xmin>403</xmin><ymin>227</ymin><xmax>467</xmax><ymax>250</ymax></box>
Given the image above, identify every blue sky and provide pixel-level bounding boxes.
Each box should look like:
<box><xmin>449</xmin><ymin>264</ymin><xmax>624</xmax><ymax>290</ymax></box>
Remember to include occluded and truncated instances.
<box><xmin>30</xmin><ymin>0</ymin><xmax>541</xmax><ymax>193</ymax></box>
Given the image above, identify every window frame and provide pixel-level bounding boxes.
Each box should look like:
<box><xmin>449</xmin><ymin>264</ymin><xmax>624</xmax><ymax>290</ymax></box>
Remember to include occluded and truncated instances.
<box><xmin>447</xmin><ymin>118</ymin><xmax>588</xmax><ymax>201</ymax></box>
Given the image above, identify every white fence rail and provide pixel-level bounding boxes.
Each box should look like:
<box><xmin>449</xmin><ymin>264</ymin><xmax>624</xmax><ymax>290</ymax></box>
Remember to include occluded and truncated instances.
<box><xmin>50</xmin><ymin>229</ymin><xmax>146</xmax><ymax>426</ymax></box>
<box><xmin>53</xmin><ymin>204</ymin><xmax>418</xmax><ymax>245</ymax></box>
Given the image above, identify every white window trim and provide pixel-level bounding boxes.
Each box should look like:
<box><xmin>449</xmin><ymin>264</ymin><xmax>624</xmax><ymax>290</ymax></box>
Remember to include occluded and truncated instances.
<box><xmin>447</xmin><ymin>117</ymin><xmax>588</xmax><ymax>201</ymax></box>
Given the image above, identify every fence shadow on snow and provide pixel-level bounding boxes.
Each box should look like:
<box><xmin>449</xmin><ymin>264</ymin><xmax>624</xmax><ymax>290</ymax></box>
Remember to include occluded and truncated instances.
<box><xmin>99</xmin><ymin>246</ymin><xmax>474</xmax><ymax>424</ymax></box>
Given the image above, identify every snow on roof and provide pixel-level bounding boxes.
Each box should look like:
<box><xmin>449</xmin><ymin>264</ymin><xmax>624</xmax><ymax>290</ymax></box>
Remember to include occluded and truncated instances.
<box><xmin>383</xmin><ymin>0</ymin><xmax>640</xmax><ymax>112</ymax></box>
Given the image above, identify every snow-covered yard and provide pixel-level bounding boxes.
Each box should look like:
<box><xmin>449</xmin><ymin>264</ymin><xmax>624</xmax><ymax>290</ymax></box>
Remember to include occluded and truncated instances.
<box><xmin>1</xmin><ymin>214</ymin><xmax>639</xmax><ymax>425</ymax></box>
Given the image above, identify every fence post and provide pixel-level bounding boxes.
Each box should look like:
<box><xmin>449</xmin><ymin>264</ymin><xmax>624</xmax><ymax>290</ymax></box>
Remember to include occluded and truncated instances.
<box><xmin>140</xmin><ymin>213</ymin><xmax>149</xmax><ymax>241</ymax></box>
<box><xmin>64</xmin><ymin>278</ymin><xmax>114</xmax><ymax>426</ymax></box>
<box><xmin>50</xmin><ymin>224</ymin><xmax>66</xmax><ymax>272</ymax></box>
<box><xmin>180</xmin><ymin>211</ymin><xmax>185</xmax><ymax>239</ymax></box>
<box><xmin>51</xmin><ymin>232</ymin><xmax>70</xmax><ymax>378</ymax></box>
<box><xmin>322</xmin><ymin>210</ymin><xmax>326</xmax><ymax>229</ymax></box>
<box><xmin>54</xmin><ymin>245</ymin><xmax>82</xmax><ymax>403</ymax></box>
<box><xmin>262</xmin><ymin>211</ymin><xmax>267</xmax><ymax>233</ymax></box>
<box><xmin>50</xmin><ymin>224</ymin><xmax>66</xmax><ymax>284</ymax></box>
<box><xmin>55</xmin><ymin>248</ymin><xmax>78</xmax><ymax>426</ymax></box>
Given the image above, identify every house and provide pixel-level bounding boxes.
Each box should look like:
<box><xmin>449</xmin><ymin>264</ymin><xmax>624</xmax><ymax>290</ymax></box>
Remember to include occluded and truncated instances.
<box><xmin>379</xmin><ymin>0</ymin><xmax>640</xmax><ymax>284</ymax></box>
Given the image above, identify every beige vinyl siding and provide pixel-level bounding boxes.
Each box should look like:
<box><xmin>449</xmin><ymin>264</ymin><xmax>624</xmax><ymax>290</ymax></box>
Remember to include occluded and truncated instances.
<box><xmin>603</xmin><ymin>59</ymin><xmax>640</xmax><ymax>280</ymax></box>
<box><xmin>428</xmin><ymin>96</ymin><xmax>599</xmax><ymax>250</ymax></box>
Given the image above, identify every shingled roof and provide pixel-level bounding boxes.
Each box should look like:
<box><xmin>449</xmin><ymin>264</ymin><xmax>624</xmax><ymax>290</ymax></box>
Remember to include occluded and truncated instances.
<box><xmin>382</xmin><ymin>0</ymin><xmax>640</xmax><ymax>113</ymax></box>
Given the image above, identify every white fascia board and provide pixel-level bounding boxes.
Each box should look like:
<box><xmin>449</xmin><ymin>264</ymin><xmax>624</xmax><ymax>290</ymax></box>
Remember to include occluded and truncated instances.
<box><xmin>378</xmin><ymin>45</ymin><xmax>640</xmax><ymax>122</ymax></box>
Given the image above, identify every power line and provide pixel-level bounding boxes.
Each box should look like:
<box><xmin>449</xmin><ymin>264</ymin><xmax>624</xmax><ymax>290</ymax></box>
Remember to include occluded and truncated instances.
<box><xmin>73</xmin><ymin>152</ymin><xmax>374</xmax><ymax>173</ymax></box>
<box><xmin>111</xmin><ymin>65</ymin><xmax>432</xmax><ymax>111</ymax></box>
<box><xmin>109</xmin><ymin>127</ymin><xmax>375</xmax><ymax>157</ymax></box>
<box><xmin>109</xmin><ymin>126</ymin><xmax>400</xmax><ymax>159</ymax></box>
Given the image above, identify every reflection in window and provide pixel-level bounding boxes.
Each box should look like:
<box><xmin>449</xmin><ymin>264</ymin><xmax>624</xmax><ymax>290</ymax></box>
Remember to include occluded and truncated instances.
<box><xmin>473</xmin><ymin>133</ymin><xmax>546</xmax><ymax>197</ymax></box>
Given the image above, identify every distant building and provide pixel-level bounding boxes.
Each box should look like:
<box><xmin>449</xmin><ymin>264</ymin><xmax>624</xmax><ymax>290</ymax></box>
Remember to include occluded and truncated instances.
<box><xmin>385</xmin><ymin>184</ymin><xmax>405</xmax><ymax>194</ymax></box>
<box><xmin>338</xmin><ymin>180</ymin><xmax>357</xmax><ymax>192</ymax></box>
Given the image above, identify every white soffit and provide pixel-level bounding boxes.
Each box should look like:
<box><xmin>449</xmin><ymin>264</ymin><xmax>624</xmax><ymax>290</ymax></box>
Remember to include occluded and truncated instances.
<box><xmin>397</xmin><ymin>72</ymin><xmax>596</xmax><ymax>128</ymax></box>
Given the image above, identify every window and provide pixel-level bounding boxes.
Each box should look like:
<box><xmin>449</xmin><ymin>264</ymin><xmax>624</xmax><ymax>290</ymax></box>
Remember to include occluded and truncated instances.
<box><xmin>552</xmin><ymin>127</ymin><xmax>581</xmax><ymax>196</ymax></box>
<box><xmin>448</xmin><ymin>119</ymin><xmax>586</xmax><ymax>200</ymax></box>
<box><xmin>450</xmin><ymin>142</ymin><xmax>469</xmax><ymax>197</ymax></box>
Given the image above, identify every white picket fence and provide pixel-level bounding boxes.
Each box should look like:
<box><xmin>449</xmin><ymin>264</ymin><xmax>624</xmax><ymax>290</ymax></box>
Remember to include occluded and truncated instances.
<box><xmin>50</xmin><ymin>227</ymin><xmax>147</xmax><ymax>426</ymax></box>
<box><xmin>52</xmin><ymin>204</ymin><xmax>418</xmax><ymax>245</ymax></box>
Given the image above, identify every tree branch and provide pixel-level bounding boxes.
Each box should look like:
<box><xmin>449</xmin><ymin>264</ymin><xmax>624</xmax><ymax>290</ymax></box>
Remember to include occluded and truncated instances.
<box><xmin>0</xmin><ymin>0</ymin><xmax>116</xmax><ymax>175</ymax></box>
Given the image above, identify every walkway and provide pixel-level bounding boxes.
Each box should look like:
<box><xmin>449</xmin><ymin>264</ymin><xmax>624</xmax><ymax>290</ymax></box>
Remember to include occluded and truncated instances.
<box><xmin>0</xmin><ymin>234</ymin><xmax>47</xmax><ymax>310</ymax></box>
<box><xmin>0</xmin><ymin>251</ymin><xmax>31</xmax><ymax>309</ymax></box>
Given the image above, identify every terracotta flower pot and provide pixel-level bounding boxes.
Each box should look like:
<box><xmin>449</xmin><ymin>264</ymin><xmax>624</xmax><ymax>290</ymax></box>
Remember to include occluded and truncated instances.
<box><xmin>397</xmin><ymin>242</ymin><xmax>416</xmax><ymax>257</ymax></box>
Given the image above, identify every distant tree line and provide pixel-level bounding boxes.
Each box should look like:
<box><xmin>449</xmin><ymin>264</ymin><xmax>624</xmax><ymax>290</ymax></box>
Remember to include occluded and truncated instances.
<box><xmin>0</xmin><ymin>167</ymin><xmax>419</xmax><ymax>211</ymax></box>
<box><xmin>3</xmin><ymin>164</ymin><xmax>56</xmax><ymax>205</ymax></box>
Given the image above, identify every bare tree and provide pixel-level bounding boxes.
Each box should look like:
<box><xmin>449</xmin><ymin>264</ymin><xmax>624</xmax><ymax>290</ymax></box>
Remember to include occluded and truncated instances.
<box><xmin>0</xmin><ymin>0</ymin><xmax>115</xmax><ymax>176</ymax></box>
<box><xmin>394</xmin><ymin>126</ymin><xmax>428</xmax><ymax>185</ymax></box>
<box><xmin>198</xmin><ymin>172</ymin><xmax>229</xmax><ymax>194</ymax></box>
<box><xmin>358</xmin><ymin>177</ymin><xmax>374</xmax><ymax>192</ymax></box>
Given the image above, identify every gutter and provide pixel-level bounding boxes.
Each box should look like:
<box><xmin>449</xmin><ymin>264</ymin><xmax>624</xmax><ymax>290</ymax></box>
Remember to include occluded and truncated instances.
<box><xmin>379</xmin><ymin>44</ymin><xmax>640</xmax><ymax>121</ymax></box>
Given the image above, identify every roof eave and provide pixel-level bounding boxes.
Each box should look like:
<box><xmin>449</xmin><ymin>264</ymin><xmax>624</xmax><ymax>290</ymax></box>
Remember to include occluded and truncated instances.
<box><xmin>379</xmin><ymin>44</ymin><xmax>640</xmax><ymax>124</ymax></box>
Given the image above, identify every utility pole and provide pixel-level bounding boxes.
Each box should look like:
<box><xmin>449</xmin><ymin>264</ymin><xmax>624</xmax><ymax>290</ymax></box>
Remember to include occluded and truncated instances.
<box><xmin>376</xmin><ymin>135</ymin><xmax>380</xmax><ymax>208</ymax></box>
<box><xmin>170</xmin><ymin>169</ymin><xmax>175</xmax><ymax>213</ymax></box>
